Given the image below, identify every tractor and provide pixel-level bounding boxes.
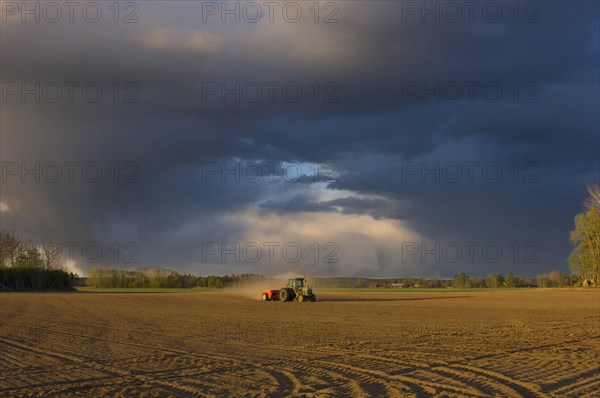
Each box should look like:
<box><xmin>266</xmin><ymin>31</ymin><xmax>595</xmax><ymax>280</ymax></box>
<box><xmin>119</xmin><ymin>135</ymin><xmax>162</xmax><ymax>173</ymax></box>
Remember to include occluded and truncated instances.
<box><xmin>261</xmin><ymin>277</ymin><xmax>316</xmax><ymax>302</ymax></box>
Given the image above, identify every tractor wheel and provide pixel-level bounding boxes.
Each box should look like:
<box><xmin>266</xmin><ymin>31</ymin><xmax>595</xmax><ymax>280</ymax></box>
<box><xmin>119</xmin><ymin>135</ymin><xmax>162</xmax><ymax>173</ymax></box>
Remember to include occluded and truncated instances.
<box><xmin>298</xmin><ymin>295</ymin><xmax>305</xmax><ymax>302</ymax></box>
<box><xmin>279</xmin><ymin>288</ymin><xmax>289</xmax><ymax>302</ymax></box>
<box><xmin>261</xmin><ymin>293</ymin><xmax>269</xmax><ymax>301</ymax></box>
<box><xmin>310</xmin><ymin>295</ymin><xmax>316</xmax><ymax>302</ymax></box>
<box><xmin>288</xmin><ymin>288</ymin><xmax>296</xmax><ymax>301</ymax></box>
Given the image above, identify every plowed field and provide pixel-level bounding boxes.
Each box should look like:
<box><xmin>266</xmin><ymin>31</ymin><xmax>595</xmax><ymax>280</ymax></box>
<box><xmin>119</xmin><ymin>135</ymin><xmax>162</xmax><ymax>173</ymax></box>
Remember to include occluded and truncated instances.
<box><xmin>0</xmin><ymin>290</ymin><xmax>598</xmax><ymax>397</ymax></box>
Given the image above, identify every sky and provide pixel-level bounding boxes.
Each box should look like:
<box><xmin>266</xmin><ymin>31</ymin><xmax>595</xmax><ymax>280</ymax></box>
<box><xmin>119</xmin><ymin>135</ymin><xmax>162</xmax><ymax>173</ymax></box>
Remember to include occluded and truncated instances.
<box><xmin>1</xmin><ymin>1</ymin><xmax>598</xmax><ymax>278</ymax></box>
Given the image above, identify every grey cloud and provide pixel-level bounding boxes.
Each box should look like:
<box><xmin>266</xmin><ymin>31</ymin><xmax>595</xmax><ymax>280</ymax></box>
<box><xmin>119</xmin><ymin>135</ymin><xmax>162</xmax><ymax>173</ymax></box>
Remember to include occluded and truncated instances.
<box><xmin>1</xmin><ymin>1</ymin><xmax>598</xmax><ymax>277</ymax></box>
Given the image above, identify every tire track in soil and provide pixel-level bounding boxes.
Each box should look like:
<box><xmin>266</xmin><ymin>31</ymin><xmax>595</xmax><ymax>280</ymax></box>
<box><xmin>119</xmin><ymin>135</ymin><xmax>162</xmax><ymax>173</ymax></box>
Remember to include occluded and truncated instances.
<box><xmin>226</xmin><ymin>342</ymin><xmax>481</xmax><ymax>397</ymax></box>
<box><xmin>284</xmin><ymin>360</ymin><xmax>370</xmax><ymax>397</ymax></box>
<box><xmin>440</xmin><ymin>364</ymin><xmax>545</xmax><ymax>397</ymax></box>
<box><xmin>2</xmin><ymin>355</ymin><xmax>260</xmax><ymax>398</ymax></box>
<box><xmin>423</xmin><ymin>368</ymin><xmax>496</xmax><ymax>397</ymax></box>
<box><xmin>0</xmin><ymin>336</ymin><xmax>85</xmax><ymax>364</ymax></box>
<box><xmin>335</xmin><ymin>338</ymin><xmax>595</xmax><ymax>397</ymax></box>
<box><xmin>313</xmin><ymin>359</ymin><xmax>429</xmax><ymax>397</ymax></box>
<box><xmin>312</xmin><ymin>357</ymin><xmax>525</xmax><ymax>398</ymax></box>
<box><xmin>2</xmin><ymin>330</ymin><xmax>316</xmax><ymax>397</ymax></box>
<box><xmin>0</xmin><ymin>335</ymin><xmax>272</xmax><ymax>397</ymax></box>
<box><xmin>261</xmin><ymin>366</ymin><xmax>299</xmax><ymax>398</ymax></box>
<box><xmin>3</xmin><ymin>312</ymin><xmax>594</xmax><ymax>397</ymax></box>
<box><xmin>429</xmin><ymin>367</ymin><xmax>514</xmax><ymax>397</ymax></box>
<box><xmin>541</xmin><ymin>369</ymin><xmax>600</xmax><ymax>396</ymax></box>
<box><xmin>553</xmin><ymin>378</ymin><xmax>600</xmax><ymax>398</ymax></box>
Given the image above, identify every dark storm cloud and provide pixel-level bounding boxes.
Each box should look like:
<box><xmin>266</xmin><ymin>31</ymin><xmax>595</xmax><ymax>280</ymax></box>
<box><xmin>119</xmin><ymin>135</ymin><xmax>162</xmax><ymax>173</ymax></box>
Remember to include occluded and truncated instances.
<box><xmin>1</xmin><ymin>1</ymin><xmax>598</xmax><ymax>276</ymax></box>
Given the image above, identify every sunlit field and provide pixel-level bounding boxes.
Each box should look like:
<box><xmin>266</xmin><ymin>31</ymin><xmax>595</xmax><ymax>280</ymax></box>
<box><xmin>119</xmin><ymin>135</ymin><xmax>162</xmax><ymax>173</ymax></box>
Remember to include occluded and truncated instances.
<box><xmin>1</xmin><ymin>289</ymin><xmax>598</xmax><ymax>397</ymax></box>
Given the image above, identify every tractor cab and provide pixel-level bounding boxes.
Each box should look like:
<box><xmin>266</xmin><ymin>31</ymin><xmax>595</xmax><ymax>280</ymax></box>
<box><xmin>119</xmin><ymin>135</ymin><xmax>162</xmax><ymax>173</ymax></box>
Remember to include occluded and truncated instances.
<box><xmin>288</xmin><ymin>278</ymin><xmax>305</xmax><ymax>289</ymax></box>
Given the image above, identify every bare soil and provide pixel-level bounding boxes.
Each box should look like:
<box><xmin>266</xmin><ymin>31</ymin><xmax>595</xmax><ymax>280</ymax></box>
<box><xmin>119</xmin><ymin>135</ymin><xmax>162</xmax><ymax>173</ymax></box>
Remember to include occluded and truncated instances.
<box><xmin>0</xmin><ymin>289</ymin><xmax>598</xmax><ymax>397</ymax></box>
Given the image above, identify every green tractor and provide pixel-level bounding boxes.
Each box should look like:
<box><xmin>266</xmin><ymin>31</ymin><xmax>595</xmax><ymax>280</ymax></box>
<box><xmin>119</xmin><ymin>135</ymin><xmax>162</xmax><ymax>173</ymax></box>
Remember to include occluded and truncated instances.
<box><xmin>262</xmin><ymin>277</ymin><xmax>316</xmax><ymax>302</ymax></box>
<box><xmin>280</xmin><ymin>277</ymin><xmax>316</xmax><ymax>302</ymax></box>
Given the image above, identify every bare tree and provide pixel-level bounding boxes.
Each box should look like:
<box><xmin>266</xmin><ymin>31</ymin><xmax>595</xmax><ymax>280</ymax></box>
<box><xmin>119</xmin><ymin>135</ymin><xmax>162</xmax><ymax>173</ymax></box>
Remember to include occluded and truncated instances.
<box><xmin>0</xmin><ymin>230</ymin><xmax>24</xmax><ymax>267</ymax></box>
<box><xmin>583</xmin><ymin>183</ymin><xmax>600</xmax><ymax>211</ymax></box>
<box><xmin>40</xmin><ymin>241</ymin><xmax>62</xmax><ymax>269</ymax></box>
<box><xmin>20</xmin><ymin>241</ymin><xmax>42</xmax><ymax>267</ymax></box>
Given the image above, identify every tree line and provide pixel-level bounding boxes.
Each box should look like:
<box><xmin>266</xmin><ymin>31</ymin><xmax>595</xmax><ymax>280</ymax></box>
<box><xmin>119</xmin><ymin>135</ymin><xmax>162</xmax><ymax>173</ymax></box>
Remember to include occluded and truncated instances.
<box><xmin>80</xmin><ymin>270</ymin><xmax>584</xmax><ymax>289</ymax></box>
<box><xmin>0</xmin><ymin>230</ymin><xmax>76</xmax><ymax>290</ymax></box>
<box><xmin>86</xmin><ymin>267</ymin><xmax>266</xmax><ymax>288</ymax></box>
<box><xmin>318</xmin><ymin>272</ymin><xmax>573</xmax><ymax>289</ymax></box>
<box><xmin>449</xmin><ymin>271</ymin><xmax>576</xmax><ymax>288</ymax></box>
